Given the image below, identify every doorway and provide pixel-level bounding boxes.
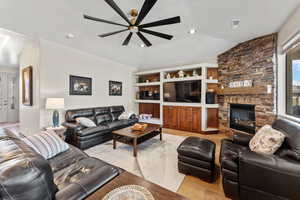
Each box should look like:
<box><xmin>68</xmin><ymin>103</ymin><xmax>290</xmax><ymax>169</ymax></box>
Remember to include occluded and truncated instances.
<box><xmin>0</xmin><ymin>70</ymin><xmax>19</xmax><ymax>123</ymax></box>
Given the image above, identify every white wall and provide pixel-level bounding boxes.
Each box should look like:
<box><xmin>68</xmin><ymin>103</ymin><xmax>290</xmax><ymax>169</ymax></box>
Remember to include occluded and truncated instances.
<box><xmin>19</xmin><ymin>39</ymin><xmax>41</xmax><ymax>135</ymax></box>
<box><xmin>0</xmin><ymin>67</ymin><xmax>18</xmax><ymax>73</ymax></box>
<box><xmin>39</xmin><ymin>40</ymin><xmax>137</xmax><ymax>128</ymax></box>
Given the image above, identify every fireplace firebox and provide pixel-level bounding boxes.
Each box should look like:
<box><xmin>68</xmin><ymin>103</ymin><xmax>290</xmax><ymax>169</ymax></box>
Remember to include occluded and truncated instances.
<box><xmin>230</xmin><ymin>104</ymin><xmax>256</xmax><ymax>134</ymax></box>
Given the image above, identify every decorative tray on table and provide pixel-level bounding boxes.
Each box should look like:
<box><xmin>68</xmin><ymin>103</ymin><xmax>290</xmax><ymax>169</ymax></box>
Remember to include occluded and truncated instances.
<box><xmin>102</xmin><ymin>185</ymin><xmax>154</xmax><ymax>200</ymax></box>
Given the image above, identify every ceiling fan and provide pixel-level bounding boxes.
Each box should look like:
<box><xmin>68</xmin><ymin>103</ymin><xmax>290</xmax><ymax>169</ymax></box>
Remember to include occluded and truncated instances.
<box><xmin>83</xmin><ymin>0</ymin><xmax>181</xmax><ymax>47</ymax></box>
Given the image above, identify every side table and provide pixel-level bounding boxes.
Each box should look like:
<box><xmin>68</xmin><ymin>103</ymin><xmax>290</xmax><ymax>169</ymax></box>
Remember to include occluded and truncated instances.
<box><xmin>45</xmin><ymin>126</ymin><xmax>67</xmax><ymax>140</ymax></box>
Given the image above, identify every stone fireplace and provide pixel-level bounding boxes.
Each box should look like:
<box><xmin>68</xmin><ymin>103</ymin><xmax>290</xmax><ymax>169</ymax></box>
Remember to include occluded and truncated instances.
<box><xmin>230</xmin><ymin>104</ymin><xmax>256</xmax><ymax>134</ymax></box>
<box><xmin>217</xmin><ymin>34</ymin><xmax>277</xmax><ymax>136</ymax></box>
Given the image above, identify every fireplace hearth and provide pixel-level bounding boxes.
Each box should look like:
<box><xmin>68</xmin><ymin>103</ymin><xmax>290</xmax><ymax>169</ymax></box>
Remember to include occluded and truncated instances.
<box><xmin>230</xmin><ymin>104</ymin><xmax>256</xmax><ymax>134</ymax></box>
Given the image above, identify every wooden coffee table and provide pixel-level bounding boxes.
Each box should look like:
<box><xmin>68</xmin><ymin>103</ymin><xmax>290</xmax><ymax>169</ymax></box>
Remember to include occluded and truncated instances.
<box><xmin>86</xmin><ymin>171</ymin><xmax>189</xmax><ymax>200</ymax></box>
<box><xmin>112</xmin><ymin>123</ymin><xmax>162</xmax><ymax>157</ymax></box>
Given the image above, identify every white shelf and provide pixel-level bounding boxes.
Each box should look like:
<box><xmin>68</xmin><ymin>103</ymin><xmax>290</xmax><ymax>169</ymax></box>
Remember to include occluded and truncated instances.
<box><xmin>135</xmin><ymin>82</ymin><xmax>161</xmax><ymax>87</ymax></box>
<box><xmin>163</xmin><ymin>76</ymin><xmax>202</xmax><ymax>83</ymax></box>
<box><xmin>206</xmin><ymin>79</ymin><xmax>218</xmax><ymax>84</ymax></box>
<box><xmin>163</xmin><ymin>102</ymin><xmax>203</xmax><ymax>107</ymax></box>
<box><xmin>134</xmin><ymin>99</ymin><xmax>161</xmax><ymax>104</ymax></box>
<box><xmin>204</xmin><ymin>127</ymin><xmax>219</xmax><ymax>132</ymax></box>
<box><xmin>206</xmin><ymin>104</ymin><xmax>219</xmax><ymax>108</ymax></box>
<box><xmin>139</xmin><ymin>118</ymin><xmax>162</xmax><ymax>125</ymax></box>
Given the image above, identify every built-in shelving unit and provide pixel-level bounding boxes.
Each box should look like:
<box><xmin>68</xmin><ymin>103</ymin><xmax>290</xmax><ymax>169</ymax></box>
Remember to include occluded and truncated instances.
<box><xmin>133</xmin><ymin>63</ymin><xmax>219</xmax><ymax>132</ymax></box>
<box><xmin>134</xmin><ymin>99</ymin><xmax>160</xmax><ymax>104</ymax></box>
<box><xmin>135</xmin><ymin>82</ymin><xmax>161</xmax><ymax>87</ymax></box>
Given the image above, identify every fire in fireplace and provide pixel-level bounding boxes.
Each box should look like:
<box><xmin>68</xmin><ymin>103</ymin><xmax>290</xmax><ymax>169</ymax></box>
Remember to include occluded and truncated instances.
<box><xmin>230</xmin><ymin>104</ymin><xmax>256</xmax><ymax>134</ymax></box>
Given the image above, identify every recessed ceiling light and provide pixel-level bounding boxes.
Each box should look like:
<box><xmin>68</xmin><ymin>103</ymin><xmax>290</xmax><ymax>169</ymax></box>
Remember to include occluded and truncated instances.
<box><xmin>140</xmin><ymin>44</ymin><xmax>145</xmax><ymax>48</ymax></box>
<box><xmin>231</xmin><ymin>19</ymin><xmax>240</xmax><ymax>29</ymax></box>
<box><xmin>66</xmin><ymin>33</ymin><xmax>75</xmax><ymax>39</ymax></box>
<box><xmin>188</xmin><ymin>28</ymin><xmax>196</xmax><ymax>34</ymax></box>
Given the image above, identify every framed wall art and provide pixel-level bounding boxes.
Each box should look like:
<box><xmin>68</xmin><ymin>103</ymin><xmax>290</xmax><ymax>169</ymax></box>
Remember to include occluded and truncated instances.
<box><xmin>109</xmin><ymin>81</ymin><xmax>122</xmax><ymax>96</ymax></box>
<box><xmin>69</xmin><ymin>75</ymin><xmax>92</xmax><ymax>95</ymax></box>
<box><xmin>22</xmin><ymin>66</ymin><xmax>33</xmax><ymax>106</ymax></box>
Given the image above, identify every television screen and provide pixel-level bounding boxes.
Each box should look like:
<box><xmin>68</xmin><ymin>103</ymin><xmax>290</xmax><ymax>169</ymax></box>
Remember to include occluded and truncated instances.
<box><xmin>163</xmin><ymin>80</ymin><xmax>201</xmax><ymax>103</ymax></box>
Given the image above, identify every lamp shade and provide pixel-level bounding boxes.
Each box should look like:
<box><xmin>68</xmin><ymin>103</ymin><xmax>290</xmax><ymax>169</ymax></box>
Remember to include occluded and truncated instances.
<box><xmin>46</xmin><ymin>98</ymin><xmax>65</xmax><ymax>110</ymax></box>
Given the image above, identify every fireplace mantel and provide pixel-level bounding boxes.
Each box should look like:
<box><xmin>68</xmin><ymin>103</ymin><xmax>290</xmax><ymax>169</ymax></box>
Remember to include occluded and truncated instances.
<box><xmin>217</xmin><ymin>86</ymin><xmax>266</xmax><ymax>95</ymax></box>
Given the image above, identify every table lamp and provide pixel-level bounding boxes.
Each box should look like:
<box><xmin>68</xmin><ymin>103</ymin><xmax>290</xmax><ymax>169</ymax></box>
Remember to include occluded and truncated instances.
<box><xmin>46</xmin><ymin>98</ymin><xmax>65</xmax><ymax>127</ymax></box>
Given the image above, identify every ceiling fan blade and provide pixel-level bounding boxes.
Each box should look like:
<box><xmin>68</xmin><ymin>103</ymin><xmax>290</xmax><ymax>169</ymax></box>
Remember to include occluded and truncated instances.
<box><xmin>104</xmin><ymin>0</ymin><xmax>132</xmax><ymax>25</ymax></box>
<box><xmin>98</xmin><ymin>29</ymin><xmax>129</xmax><ymax>38</ymax></box>
<box><xmin>122</xmin><ymin>32</ymin><xmax>133</xmax><ymax>46</ymax></box>
<box><xmin>84</xmin><ymin>15</ymin><xmax>128</xmax><ymax>27</ymax></box>
<box><xmin>137</xmin><ymin>32</ymin><xmax>152</xmax><ymax>47</ymax></box>
<box><xmin>139</xmin><ymin>16</ymin><xmax>181</xmax><ymax>28</ymax></box>
<box><xmin>135</xmin><ymin>0</ymin><xmax>158</xmax><ymax>25</ymax></box>
<box><xmin>139</xmin><ymin>29</ymin><xmax>173</xmax><ymax>40</ymax></box>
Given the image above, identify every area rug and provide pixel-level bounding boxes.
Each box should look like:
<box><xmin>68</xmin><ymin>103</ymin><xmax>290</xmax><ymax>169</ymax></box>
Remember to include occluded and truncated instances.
<box><xmin>85</xmin><ymin>133</ymin><xmax>186</xmax><ymax>192</ymax></box>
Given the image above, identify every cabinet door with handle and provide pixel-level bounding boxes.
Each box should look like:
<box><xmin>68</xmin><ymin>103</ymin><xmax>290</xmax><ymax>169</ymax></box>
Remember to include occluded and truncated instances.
<box><xmin>163</xmin><ymin>106</ymin><xmax>178</xmax><ymax>129</ymax></box>
<box><xmin>178</xmin><ymin>107</ymin><xmax>192</xmax><ymax>131</ymax></box>
<box><xmin>191</xmin><ymin>107</ymin><xmax>201</xmax><ymax>132</ymax></box>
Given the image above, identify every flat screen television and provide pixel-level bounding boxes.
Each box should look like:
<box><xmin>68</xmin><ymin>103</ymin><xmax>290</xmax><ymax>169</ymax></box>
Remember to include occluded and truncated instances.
<box><xmin>163</xmin><ymin>80</ymin><xmax>201</xmax><ymax>103</ymax></box>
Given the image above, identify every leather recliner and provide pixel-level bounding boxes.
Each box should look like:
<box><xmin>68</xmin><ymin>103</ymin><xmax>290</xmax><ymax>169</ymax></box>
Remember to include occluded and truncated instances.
<box><xmin>0</xmin><ymin>129</ymin><xmax>122</xmax><ymax>200</ymax></box>
<box><xmin>220</xmin><ymin>118</ymin><xmax>300</xmax><ymax>200</ymax></box>
<box><xmin>64</xmin><ymin>106</ymin><xmax>138</xmax><ymax>149</ymax></box>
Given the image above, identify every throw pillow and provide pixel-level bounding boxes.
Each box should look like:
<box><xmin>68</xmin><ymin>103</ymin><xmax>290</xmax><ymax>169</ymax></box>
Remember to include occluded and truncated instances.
<box><xmin>249</xmin><ymin>125</ymin><xmax>285</xmax><ymax>155</ymax></box>
<box><xmin>22</xmin><ymin>130</ymin><xmax>69</xmax><ymax>159</ymax></box>
<box><xmin>76</xmin><ymin>117</ymin><xmax>97</xmax><ymax>127</ymax></box>
<box><xmin>119</xmin><ymin>111</ymin><xmax>135</xmax><ymax>120</ymax></box>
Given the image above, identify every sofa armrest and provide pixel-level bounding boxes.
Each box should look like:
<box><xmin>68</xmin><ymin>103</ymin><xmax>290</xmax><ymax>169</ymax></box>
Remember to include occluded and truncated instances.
<box><xmin>233</xmin><ymin>133</ymin><xmax>253</xmax><ymax>146</ymax></box>
<box><xmin>239</xmin><ymin>150</ymin><xmax>300</xmax><ymax>199</ymax></box>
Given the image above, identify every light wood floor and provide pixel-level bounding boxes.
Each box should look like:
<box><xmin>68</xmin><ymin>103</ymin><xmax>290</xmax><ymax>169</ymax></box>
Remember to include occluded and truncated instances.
<box><xmin>163</xmin><ymin>128</ymin><xmax>230</xmax><ymax>200</ymax></box>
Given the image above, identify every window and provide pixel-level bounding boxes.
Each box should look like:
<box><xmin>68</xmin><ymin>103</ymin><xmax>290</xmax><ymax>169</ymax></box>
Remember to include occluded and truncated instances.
<box><xmin>286</xmin><ymin>45</ymin><xmax>300</xmax><ymax>118</ymax></box>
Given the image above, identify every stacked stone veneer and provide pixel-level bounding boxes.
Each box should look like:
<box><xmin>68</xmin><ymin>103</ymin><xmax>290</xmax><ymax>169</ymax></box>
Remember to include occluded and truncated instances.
<box><xmin>218</xmin><ymin>34</ymin><xmax>277</xmax><ymax>136</ymax></box>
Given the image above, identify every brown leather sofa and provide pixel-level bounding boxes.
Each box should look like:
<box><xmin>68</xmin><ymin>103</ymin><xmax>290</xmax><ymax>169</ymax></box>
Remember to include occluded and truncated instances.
<box><xmin>64</xmin><ymin>106</ymin><xmax>138</xmax><ymax>149</ymax></box>
<box><xmin>0</xmin><ymin>129</ymin><xmax>122</xmax><ymax>200</ymax></box>
<box><xmin>220</xmin><ymin>118</ymin><xmax>300</xmax><ymax>200</ymax></box>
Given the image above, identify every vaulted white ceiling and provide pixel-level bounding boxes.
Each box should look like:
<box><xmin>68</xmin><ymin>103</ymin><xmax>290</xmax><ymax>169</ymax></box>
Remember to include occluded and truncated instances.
<box><xmin>0</xmin><ymin>0</ymin><xmax>299</xmax><ymax>69</ymax></box>
<box><xmin>0</xmin><ymin>28</ymin><xmax>25</xmax><ymax>68</ymax></box>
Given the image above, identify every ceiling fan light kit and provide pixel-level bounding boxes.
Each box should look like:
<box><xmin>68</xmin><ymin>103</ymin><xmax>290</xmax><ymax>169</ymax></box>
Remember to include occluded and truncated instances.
<box><xmin>83</xmin><ymin>0</ymin><xmax>181</xmax><ymax>47</ymax></box>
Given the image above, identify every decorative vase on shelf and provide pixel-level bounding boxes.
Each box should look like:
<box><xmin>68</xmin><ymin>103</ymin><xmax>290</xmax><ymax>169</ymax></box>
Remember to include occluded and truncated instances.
<box><xmin>166</xmin><ymin>73</ymin><xmax>171</xmax><ymax>79</ymax></box>
<box><xmin>178</xmin><ymin>70</ymin><xmax>184</xmax><ymax>78</ymax></box>
<box><xmin>193</xmin><ymin>70</ymin><xmax>198</xmax><ymax>77</ymax></box>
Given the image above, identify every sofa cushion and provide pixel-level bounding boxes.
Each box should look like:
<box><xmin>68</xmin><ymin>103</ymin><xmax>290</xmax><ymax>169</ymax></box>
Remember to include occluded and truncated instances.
<box><xmin>77</xmin><ymin>125</ymin><xmax>110</xmax><ymax>137</ymax></box>
<box><xmin>107</xmin><ymin>120</ymin><xmax>127</xmax><ymax>130</ymax></box>
<box><xmin>23</xmin><ymin>130</ymin><xmax>69</xmax><ymax>159</ymax></box>
<box><xmin>48</xmin><ymin>145</ymin><xmax>88</xmax><ymax>173</ymax></box>
<box><xmin>110</xmin><ymin>106</ymin><xmax>125</xmax><ymax>121</ymax></box>
<box><xmin>0</xmin><ymin>134</ymin><xmax>57</xmax><ymax>200</ymax></box>
<box><xmin>65</xmin><ymin>109</ymin><xmax>95</xmax><ymax>123</ymax></box>
<box><xmin>249</xmin><ymin>125</ymin><xmax>285</xmax><ymax>155</ymax></box>
<box><xmin>54</xmin><ymin>157</ymin><xmax>121</xmax><ymax>200</ymax></box>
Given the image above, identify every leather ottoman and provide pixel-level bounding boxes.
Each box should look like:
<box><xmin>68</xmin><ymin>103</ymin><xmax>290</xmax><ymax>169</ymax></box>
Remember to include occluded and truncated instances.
<box><xmin>177</xmin><ymin>137</ymin><xmax>216</xmax><ymax>182</ymax></box>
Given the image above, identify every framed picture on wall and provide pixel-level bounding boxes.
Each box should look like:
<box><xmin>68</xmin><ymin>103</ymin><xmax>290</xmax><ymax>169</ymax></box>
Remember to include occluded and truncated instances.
<box><xmin>69</xmin><ymin>75</ymin><xmax>92</xmax><ymax>95</ymax></box>
<box><xmin>109</xmin><ymin>81</ymin><xmax>122</xmax><ymax>96</ymax></box>
<box><xmin>22</xmin><ymin>66</ymin><xmax>33</xmax><ymax>106</ymax></box>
